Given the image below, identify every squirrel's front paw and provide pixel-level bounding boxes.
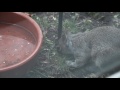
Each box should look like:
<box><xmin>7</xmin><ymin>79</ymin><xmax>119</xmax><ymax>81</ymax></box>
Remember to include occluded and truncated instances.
<box><xmin>66</xmin><ymin>61</ymin><xmax>78</xmax><ymax>68</ymax></box>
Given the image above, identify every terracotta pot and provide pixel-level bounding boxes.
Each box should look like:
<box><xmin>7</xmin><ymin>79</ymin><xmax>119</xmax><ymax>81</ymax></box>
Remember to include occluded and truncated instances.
<box><xmin>0</xmin><ymin>12</ymin><xmax>43</xmax><ymax>78</ymax></box>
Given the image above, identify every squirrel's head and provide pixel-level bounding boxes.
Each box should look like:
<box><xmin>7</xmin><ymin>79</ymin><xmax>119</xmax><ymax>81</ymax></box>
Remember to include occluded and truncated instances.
<box><xmin>56</xmin><ymin>30</ymin><xmax>73</xmax><ymax>55</ymax></box>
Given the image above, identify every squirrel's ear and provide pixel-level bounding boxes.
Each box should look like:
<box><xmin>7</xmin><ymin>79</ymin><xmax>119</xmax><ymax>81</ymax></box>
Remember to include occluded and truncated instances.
<box><xmin>67</xmin><ymin>31</ymin><xmax>72</xmax><ymax>36</ymax></box>
<box><xmin>64</xmin><ymin>30</ymin><xmax>72</xmax><ymax>39</ymax></box>
<box><xmin>60</xmin><ymin>32</ymin><xmax>66</xmax><ymax>41</ymax></box>
<box><xmin>60</xmin><ymin>30</ymin><xmax>72</xmax><ymax>41</ymax></box>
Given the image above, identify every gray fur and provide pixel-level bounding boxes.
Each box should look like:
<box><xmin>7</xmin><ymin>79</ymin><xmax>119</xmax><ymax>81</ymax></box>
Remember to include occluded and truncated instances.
<box><xmin>58</xmin><ymin>26</ymin><xmax>120</xmax><ymax>68</ymax></box>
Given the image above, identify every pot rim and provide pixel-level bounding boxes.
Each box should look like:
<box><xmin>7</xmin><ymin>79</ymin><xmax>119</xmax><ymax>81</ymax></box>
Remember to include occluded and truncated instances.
<box><xmin>0</xmin><ymin>12</ymin><xmax>43</xmax><ymax>72</ymax></box>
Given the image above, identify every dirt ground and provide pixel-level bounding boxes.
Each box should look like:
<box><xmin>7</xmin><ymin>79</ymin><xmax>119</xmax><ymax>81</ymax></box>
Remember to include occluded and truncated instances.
<box><xmin>23</xmin><ymin>12</ymin><xmax>120</xmax><ymax>78</ymax></box>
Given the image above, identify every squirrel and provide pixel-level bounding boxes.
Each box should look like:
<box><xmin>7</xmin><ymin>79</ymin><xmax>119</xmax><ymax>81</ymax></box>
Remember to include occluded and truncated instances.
<box><xmin>57</xmin><ymin>26</ymin><xmax>120</xmax><ymax>68</ymax></box>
